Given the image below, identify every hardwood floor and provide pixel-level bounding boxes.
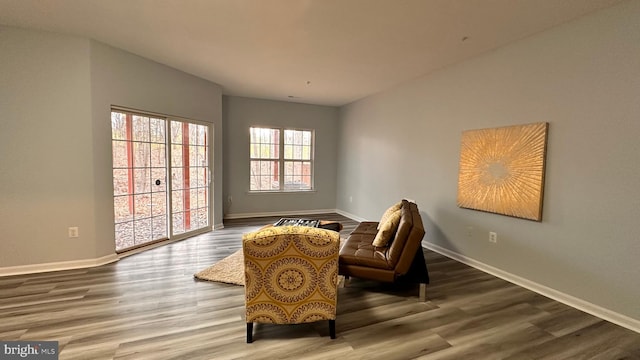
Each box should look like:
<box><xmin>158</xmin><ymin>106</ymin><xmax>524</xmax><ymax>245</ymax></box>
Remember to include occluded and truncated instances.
<box><xmin>1</xmin><ymin>213</ymin><xmax>638</xmax><ymax>359</ymax></box>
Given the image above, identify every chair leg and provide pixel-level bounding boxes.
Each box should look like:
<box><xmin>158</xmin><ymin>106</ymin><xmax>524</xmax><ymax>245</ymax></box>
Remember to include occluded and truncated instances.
<box><xmin>246</xmin><ymin>323</ymin><xmax>253</xmax><ymax>343</ymax></box>
<box><xmin>329</xmin><ymin>320</ymin><xmax>336</xmax><ymax>339</ymax></box>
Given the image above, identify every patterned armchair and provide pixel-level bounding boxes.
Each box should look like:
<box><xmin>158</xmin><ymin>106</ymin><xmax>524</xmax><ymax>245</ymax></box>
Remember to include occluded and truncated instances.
<box><xmin>242</xmin><ymin>225</ymin><xmax>340</xmax><ymax>343</ymax></box>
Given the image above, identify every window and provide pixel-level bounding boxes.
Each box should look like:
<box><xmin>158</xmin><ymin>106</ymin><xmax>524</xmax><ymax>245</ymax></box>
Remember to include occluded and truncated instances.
<box><xmin>250</xmin><ymin>127</ymin><xmax>313</xmax><ymax>191</ymax></box>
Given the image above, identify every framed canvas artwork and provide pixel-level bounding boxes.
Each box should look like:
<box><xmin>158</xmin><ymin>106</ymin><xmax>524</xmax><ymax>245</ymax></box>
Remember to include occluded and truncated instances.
<box><xmin>457</xmin><ymin>122</ymin><xmax>549</xmax><ymax>221</ymax></box>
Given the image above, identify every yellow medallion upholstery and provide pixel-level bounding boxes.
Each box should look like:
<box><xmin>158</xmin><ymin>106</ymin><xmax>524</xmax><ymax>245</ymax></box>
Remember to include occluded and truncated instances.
<box><xmin>242</xmin><ymin>225</ymin><xmax>340</xmax><ymax>342</ymax></box>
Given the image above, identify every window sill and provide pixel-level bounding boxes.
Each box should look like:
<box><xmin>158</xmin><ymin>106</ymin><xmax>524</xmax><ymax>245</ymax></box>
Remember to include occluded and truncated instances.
<box><xmin>247</xmin><ymin>190</ymin><xmax>316</xmax><ymax>195</ymax></box>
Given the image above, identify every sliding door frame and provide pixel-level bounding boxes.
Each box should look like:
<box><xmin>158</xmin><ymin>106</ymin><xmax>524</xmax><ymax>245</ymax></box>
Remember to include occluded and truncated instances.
<box><xmin>111</xmin><ymin>106</ymin><xmax>214</xmax><ymax>253</ymax></box>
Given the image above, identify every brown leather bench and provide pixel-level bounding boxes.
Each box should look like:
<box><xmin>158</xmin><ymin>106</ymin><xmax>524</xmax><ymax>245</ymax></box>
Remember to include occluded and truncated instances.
<box><xmin>338</xmin><ymin>199</ymin><xmax>430</xmax><ymax>301</ymax></box>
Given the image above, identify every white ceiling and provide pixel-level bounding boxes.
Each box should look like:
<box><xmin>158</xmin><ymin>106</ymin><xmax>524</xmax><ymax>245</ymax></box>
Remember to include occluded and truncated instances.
<box><xmin>0</xmin><ymin>0</ymin><xmax>623</xmax><ymax>106</ymax></box>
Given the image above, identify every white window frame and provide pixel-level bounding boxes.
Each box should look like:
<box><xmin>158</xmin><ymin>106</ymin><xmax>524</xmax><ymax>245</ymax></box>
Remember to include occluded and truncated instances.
<box><xmin>249</xmin><ymin>126</ymin><xmax>315</xmax><ymax>193</ymax></box>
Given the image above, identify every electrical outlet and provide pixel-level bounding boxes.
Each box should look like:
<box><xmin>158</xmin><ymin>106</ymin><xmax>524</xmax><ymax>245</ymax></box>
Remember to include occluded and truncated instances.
<box><xmin>466</xmin><ymin>226</ymin><xmax>473</xmax><ymax>237</ymax></box>
<box><xmin>489</xmin><ymin>231</ymin><xmax>497</xmax><ymax>243</ymax></box>
<box><xmin>349</xmin><ymin>196</ymin><xmax>353</xmax><ymax>203</ymax></box>
<box><xmin>68</xmin><ymin>227</ymin><xmax>79</xmax><ymax>238</ymax></box>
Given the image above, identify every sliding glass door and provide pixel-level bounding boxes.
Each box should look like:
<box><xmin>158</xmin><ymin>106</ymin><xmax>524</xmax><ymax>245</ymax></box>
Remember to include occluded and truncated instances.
<box><xmin>170</xmin><ymin>121</ymin><xmax>210</xmax><ymax>235</ymax></box>
<box><xmin>111</xmin><ymin>110</ymin><xmax>210</xmax><ymax>252</ymax></box>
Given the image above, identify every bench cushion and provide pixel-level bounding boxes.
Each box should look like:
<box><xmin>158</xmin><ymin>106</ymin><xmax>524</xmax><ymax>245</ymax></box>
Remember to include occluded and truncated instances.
<box><xmin>339</xmin><ymin>233</ymin><xmax>392</xmax><ymax>270</ymax></box>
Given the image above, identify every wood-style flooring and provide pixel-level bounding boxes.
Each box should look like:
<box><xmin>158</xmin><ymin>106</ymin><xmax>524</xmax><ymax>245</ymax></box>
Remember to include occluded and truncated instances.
<box><xmin>1</xmin><ymin>213</ymin><xmax>638</xmax><ymax>359</ymax></box>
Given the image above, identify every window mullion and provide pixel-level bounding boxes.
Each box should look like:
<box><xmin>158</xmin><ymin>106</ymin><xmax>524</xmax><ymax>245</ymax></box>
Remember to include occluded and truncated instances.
<box><xmin>279</xmin><ymin>129</ymin><xmax>285</xmax><ymax>190</ymax></box>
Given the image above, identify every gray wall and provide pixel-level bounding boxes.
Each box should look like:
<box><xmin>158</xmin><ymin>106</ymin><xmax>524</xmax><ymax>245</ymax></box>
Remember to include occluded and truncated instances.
<box><xmin>1</xmin><ymin>27</ymin><xmax>96</xmax><ymax>266</ymax></box>
<box><xmin>336</xmin><ymin>1</ymin><xmax>640</xmax><ymax>322</ymax></box>
<box><xmin>0</xmin><ymin>26</ymin><xmax>222</xmax><ymax>267</ymax></box>
<box><xmin>223</xmin><ymin>96</ymin><xmax>338</xmax><ymax>217</ymax></box>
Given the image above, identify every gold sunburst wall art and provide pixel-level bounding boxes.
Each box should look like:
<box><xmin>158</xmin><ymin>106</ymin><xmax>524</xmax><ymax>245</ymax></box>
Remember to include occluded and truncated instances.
<box><xmin>457</xmin><ymin>122</ymin><xmax>549</xmax><ymax>221</ymax></box>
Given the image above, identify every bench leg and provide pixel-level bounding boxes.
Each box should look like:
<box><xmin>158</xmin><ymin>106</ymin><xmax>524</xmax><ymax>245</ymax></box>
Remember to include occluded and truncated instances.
<box><xmin>341</xmin><ymin>275</ymin><xmax>350</xmax><ymax>288</ymax></box>
<box><xmin>419</xmin><ymin>283</ymin><xmax>427</xmax><ymax>302</ymax></box>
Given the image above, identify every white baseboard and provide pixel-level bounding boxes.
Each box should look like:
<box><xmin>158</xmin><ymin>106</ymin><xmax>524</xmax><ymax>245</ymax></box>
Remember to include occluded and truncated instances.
<box><xmin>0</xmin><ymin>254</ymin><xmax>119</xmax><ymax>277</ymax></box>
<box><xmin>423</xmin><ymin>242</ymin><xmax>640</xmax><ymax>334</ymax></box>
<box><xmin>214</xmin><ymin>223</ymin><xmax>224</xmax><ymax>230</ymax></box>
<box><xmin>224</xmin><ymin>208</ymin><xmax>337</xmax><ymax>220</ymax></box>
<box><xmin>335</xmin><ymin>209</ymin><xmax>368</xmax><ymax>222</ymax></box>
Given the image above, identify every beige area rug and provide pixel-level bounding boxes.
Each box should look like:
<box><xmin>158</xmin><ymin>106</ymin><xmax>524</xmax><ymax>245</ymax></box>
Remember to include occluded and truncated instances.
<box><xmin>195</xmin><ymin>249</ymin><xmax>245</xmax><ymax>285</ymax></box>
<box><xmin>195</xmin><ymin>239</ymin><xmax>346</xmax><ymax>286</ymax></box>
